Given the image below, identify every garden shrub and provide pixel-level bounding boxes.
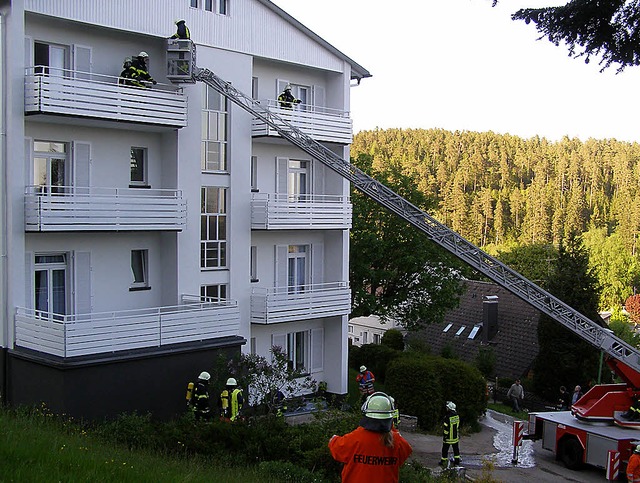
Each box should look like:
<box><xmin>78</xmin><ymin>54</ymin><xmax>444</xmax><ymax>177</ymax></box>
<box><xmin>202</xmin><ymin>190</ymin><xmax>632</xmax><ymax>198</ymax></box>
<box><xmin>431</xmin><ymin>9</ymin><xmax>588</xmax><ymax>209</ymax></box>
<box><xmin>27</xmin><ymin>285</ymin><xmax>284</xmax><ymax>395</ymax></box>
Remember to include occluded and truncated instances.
<box><xmin>349</xmin><ymin>343</ymin><xmax>399</xmax><ymax>383</ymax></box>
<box><xmin>381</xmin><ymin>329</ymin><xmax>405</xmax><ymax>351</ymax></box>
<box><xmin>385</xmin><ymin>354</ymin><xmax>486</xmax><ymax>431</ymax></box>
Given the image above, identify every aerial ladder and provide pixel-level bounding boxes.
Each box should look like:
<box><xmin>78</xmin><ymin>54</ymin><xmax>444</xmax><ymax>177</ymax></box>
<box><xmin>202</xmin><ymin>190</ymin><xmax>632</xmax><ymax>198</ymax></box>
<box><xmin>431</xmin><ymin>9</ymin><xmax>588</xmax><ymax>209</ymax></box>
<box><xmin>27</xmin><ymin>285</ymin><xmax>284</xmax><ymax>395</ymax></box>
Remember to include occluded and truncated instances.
<box><xmin>166</xmin><ymin>39</ymin><xmax>640</xmax><ymax>432</ymax></box>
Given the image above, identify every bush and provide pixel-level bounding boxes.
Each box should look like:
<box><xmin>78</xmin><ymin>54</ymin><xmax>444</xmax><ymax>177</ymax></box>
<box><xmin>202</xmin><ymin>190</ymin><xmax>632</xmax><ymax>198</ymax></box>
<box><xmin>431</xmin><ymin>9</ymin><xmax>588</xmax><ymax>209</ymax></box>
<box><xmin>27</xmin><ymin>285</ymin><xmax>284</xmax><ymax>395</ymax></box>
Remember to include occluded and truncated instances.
<box><xmin>385</xmin><ymin>354</ymin><xmax>486</xmax><ymax>431</ymax></box>
<box><xmin>475</xmin><ymin>346</ymin><xmax>496</xmax><ymax>378</ymax></box>
<box><xmin>349</xmin><ymin>343</ymin><xmax>399</xmax><ymax>383</ymax></box>
<box><xmin>382</xmin><ymin>329</ymin><xmax>405</xmax><ymax>351</ymax></box>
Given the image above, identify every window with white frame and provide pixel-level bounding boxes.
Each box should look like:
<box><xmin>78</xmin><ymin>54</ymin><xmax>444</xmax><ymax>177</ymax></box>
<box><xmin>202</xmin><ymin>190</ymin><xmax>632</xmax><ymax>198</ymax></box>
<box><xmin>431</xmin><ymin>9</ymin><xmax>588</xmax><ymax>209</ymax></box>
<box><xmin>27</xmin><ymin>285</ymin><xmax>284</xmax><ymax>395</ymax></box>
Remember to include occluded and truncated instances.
<box><xmin>33</xmin><ymin>140</ymin><xmax>68</xmax><ymax>193</ymax></box>
<box><xmin>250</xmin><ymin>156</ymin><xmax>258</xmax><ymax>191</ymax></box>
<box><xmin>202</xmin><ymin>86</ymin><xmax>228</xmax><ymax>172</ymax></box>
<box><xmin>201</xmin><ymin>187</ymin><xmax>227</xmax><ymax>269</ymax></box>
<box><xmin>130</xmin><ymin>249</ymin><xmax>149</xmax><ymax>290</ymax></box>
<box><xmin>34</xmin><ymin>41</ymin><xmax>69</xmax><ymax>75</ymax></box>
<box><xmin>287</xmin><ymin>330</ymin><xmax>307</xmax><ymax>371</ymax></box>
<box><xmin>130</xmin><ymin>147</ymin><xmax>147</xmax><ymax>187</ymax></box>
<box><xmin>200</xmin><ymin>284</ymin><xmax>228</xmax><ymax>301</ymax></box>
<box><xmin>287</xmin><ymin>160</ymin><xmax>309</xmax><ymax>200</ymax></box>
<box><xmin>373</xmin><ymin>333</ymin><xmax>381</xmax><ymax>344</ymax></box>
<box><xmin>191</xmin><ymin>0</ymin><xmax>228</xmax><ymax>14</ymax></box>
<box><xmin>34</xmin><ymin>253</ymin><xmax>68</xmax><ymax>319</ymax></box>
<box><xmin>348</xmin><ymin>324</ymin><xmax>354</xmax><ymax>333</ymax></box>
<box><xmin>287</xmin><ymin>245</ymin><xmax>308</xmax><ymax>293</ymax></box>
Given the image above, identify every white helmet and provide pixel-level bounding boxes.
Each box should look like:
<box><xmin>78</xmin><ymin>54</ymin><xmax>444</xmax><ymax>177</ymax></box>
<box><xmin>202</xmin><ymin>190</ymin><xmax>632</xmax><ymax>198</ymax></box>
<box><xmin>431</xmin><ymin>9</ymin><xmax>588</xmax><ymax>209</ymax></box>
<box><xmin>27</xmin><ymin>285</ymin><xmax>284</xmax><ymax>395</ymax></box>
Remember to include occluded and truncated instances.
<box><xmin>285</xmin><ymin>84</ymin><xmax>292</xmax><ymax>91</ymax></box>
<box><xmin>359</xmin><ymin>365</ymin><xmax>367</xmax><ymax>372</ymax></box>
<box><xmin>446</xmin><ymin>401</ymin><xmax>456</xmax><ymax>411</ymax></box>
<box><xmin>361</xmin><ymin>392</ymin><xmax>395</xmax><ymax>419</ymax></box>
<box><xmin>175</xmin><ymin>18</ymin><xmax>186</xmax><ymax>25</ymax></box>
<box><xmin>226</xmin><ymin>377</ymin><xmax>237</xmax><ymax>386</ymax></box>
<box><xmin>138</xmin><ymin>51</ymin><xmax>149</xmax><ymax>58</ymax></box>
<box><xmin>198</xmin><ymin>371</ymin><xmax>211</xmax><ymax>381</ymax></box>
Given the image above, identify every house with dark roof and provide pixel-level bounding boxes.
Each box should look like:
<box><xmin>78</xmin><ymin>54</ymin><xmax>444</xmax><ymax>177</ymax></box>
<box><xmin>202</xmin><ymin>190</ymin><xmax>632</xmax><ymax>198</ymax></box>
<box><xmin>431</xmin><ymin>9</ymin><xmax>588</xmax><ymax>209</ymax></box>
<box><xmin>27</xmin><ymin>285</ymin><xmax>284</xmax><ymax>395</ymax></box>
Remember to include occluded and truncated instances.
<box><xmin>408</xmin><ymin>280</ymin><xmax>542</xmax><ymax>379</ymax></box>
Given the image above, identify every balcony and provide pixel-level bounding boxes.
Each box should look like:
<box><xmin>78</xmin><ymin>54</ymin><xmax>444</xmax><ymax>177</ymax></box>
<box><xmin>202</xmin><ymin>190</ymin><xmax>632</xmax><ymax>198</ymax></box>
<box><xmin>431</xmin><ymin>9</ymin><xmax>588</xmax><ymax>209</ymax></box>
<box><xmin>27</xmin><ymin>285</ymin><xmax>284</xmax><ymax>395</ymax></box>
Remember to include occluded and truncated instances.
<box><xmin>14</xmin><ymin>296</ymin><xmax>240</xmax><ymax>358</ymax></box>
<box><xmin>251</xmin><ymin>193</ymin><xmax>352</xmax><ymax>230</ymax></box>
<box><xmin>25</xmin><ymin>186</ymin><xmax>187</xmax><ymax>232</ymax></box>
<box><xmin>24</xmin><ymin>67</ymin><xmax>187</xmax><ymax>129</ymax></box>
<box><xmin>252</xmin><ymin>100</ymin><xmax>352</xmax><ymax>144</ymax></box>
<box><xmin>251</xmin><ymin>282</ymin><xmax>351</xmax><ymax>324</ymax></box>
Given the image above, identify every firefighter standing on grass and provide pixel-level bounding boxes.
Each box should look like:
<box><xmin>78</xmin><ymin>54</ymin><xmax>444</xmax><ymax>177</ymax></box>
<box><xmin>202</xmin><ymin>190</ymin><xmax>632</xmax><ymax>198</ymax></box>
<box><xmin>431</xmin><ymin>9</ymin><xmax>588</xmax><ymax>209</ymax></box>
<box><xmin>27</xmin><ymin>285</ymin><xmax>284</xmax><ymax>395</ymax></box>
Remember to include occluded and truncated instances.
<box><xmin>356</xmin><ymin>365</ymin><xmax>375</xmax><ymax>403</ymax></box>
<box><xmin>186</xmin><ymin>371</ymin><xmax>212</xmax><ymax>421</ymax></box>
<box><xmin>219</xmin><ymin>377</ymin><xmax>244</xmax><ymax>421</ymax></box>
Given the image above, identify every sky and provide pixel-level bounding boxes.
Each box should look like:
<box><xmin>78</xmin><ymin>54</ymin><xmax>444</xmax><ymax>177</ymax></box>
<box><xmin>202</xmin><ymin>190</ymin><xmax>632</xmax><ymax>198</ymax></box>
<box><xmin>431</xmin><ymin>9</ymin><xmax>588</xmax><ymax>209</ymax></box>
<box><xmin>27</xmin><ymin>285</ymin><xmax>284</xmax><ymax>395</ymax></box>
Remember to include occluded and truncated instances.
<box><xmin>270</xmin><ymin>0</ymin><xmax>640</xmax><ymax>143</ymax></box>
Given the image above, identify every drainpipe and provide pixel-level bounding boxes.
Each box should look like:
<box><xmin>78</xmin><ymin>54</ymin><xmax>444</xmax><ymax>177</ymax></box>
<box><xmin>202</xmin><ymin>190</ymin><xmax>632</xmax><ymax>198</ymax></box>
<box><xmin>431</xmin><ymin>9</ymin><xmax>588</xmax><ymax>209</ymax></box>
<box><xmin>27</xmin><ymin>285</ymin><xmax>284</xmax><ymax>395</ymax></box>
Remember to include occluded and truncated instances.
<box><xmin>0</xmin><ymin>12</ymin><xmax>8</xmax><ymax>406</ymax></box>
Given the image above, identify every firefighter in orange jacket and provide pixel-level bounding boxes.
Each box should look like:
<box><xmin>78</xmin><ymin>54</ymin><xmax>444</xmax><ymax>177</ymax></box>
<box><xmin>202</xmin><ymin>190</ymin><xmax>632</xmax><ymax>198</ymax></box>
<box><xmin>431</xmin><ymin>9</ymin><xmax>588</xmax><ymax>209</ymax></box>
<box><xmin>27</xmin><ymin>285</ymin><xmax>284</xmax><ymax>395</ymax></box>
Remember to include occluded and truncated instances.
<box><xmin>328</xmin><ymin>392</ymin><xmax>412</xmax><ymax>483</ymax></box>
<box><xmin>628</xmin><ymin>445</ymin><xmax>640</xmax><ymax>482</ymax></box>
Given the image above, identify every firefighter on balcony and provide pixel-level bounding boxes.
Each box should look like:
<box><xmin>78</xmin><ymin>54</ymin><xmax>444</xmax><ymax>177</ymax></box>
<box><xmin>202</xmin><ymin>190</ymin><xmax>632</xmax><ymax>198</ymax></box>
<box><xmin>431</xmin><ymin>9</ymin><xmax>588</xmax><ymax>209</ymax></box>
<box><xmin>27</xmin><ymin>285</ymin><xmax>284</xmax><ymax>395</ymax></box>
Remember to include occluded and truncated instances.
<box><xmin>170</xmin><ymin>19</ymin><xmax>190</xmax><ymax>40</ymax></box>
<box><xmin>440</xmin><ymin>401</ymin><xmax>461</xmax><ymax>467</ymax></box>
<box><xmin>132</xmin><ymin>51</ymin><xmax>156</xmax><ymax>86</ymax></box>
<box><xmin>186</xmin><ymin>371</ymin><xmax>212</xmax><ymax>421</ymax></box>
<box><xmin>277</xmin><ymin>84</ymin><xmax>300</xmax><ymax>109</ymax></box>
<box><xmin>356</xmin><ymin>365</ymin><xmax>375</xmax><ymax>404</ymax></box>
<box><xmin>119</xmin><ymin>57</ymin><xmax>143</xmax><ymax>87</ymax></box>
<box><xmin>219</xmin><ymin>377</ymin><xmax>244</xmax><ymax>422</ymax></box>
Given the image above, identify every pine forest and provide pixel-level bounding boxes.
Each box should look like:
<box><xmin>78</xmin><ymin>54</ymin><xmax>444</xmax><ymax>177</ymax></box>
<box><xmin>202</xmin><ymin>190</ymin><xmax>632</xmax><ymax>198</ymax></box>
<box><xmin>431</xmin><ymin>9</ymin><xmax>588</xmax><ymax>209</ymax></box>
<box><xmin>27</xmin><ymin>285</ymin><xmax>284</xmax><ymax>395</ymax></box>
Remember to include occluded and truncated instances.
<box><xmin>350</xmin><ymin>128</ymin><xmax>640</xmax><ymax>312</ymax></box>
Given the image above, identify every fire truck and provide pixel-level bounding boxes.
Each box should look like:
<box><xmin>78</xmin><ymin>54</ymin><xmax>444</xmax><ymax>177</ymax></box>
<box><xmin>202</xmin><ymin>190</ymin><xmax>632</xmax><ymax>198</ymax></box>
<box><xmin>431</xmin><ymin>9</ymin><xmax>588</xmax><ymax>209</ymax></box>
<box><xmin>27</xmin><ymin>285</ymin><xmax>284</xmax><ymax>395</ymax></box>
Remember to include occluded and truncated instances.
<box><xmin>166</xmin><ymin>39</ymin><xmax>640</xmax><ymax>477</ymax></box>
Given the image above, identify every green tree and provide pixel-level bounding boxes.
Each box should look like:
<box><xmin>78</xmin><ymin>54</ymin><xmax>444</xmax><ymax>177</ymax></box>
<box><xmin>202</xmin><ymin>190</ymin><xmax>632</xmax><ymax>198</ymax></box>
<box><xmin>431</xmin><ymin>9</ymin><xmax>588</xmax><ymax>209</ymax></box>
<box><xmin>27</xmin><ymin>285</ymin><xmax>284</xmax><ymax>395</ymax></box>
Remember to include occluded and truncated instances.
<box><xmin>509</xmin><ymin>0</ymin><xmax>640</xmax><ymax>72</ymax></box>
<box><xmin>381</xmin><ymin>328</ymin><xmax>405</xmax><ymax>351</ymax></box>
<box><xmin>496</xmin><ymin>243</ymin><xmax>557</xmax><ymax>287</ymax></box>
<box><xmin>349</xmin><ymin>153</ymin><xmax>465</xmax><ymax>329</ymax></box>
<box><xmin>532</xmin><ymin>233</ymin><xmax>603</xmax><ymax>400</ymax></box>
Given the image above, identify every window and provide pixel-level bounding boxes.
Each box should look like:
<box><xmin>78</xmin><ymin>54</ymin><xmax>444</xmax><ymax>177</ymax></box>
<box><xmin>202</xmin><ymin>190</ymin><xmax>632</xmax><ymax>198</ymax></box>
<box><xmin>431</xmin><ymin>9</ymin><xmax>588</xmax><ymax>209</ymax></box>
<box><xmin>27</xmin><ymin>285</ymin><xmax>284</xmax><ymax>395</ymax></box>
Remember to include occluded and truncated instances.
<box><xmin>287</xmin><ymin>331</ymin><xmax>307</xmax><ymax>371</ymax></box>
<box><xmin>455</xmin><ymin>326</ymin><xmax>466</xmax><ymax>336</ymax></box>
<box><xmin>34</xmin><ymin>254</ymin><xmax>67</xmax><ymax>319</ymax></box>
<box><xmin>443</xmin><ymin>323</ymin><xmax>453</xmax><ymax>333</ymax></box>
<box><xmin>251</xmin><ymin>77</ymin><xmax>258</xmax><ymax>99</ymax></box>
<box><xmin>200</xmin><ymin>284</ymin><xmax>228</xmax><ymax>301</ymax></box>
<box><xmin>373</xmin><ymin>333</ymin><xmax>381</xmax><ymax>344</ymax></box>
<box><xmin>130</xmin><ymin>249</ymin><xmax>149</xmax><ymax>290</ymax></box>
<box><xmin>250</xmin><ymin>156</ymin><xmax>258</xmax><ymax>191</ymax></box>
<box><xmin>190</xmin><ymin>0</ymin><xmax>198</xmax><ymax>7</ymax></box>
<box><xmin>362</xmin><ymin>332</ymin><xmax>368</xmax><ymax>344</ymax></box>
<box><xmin>218</xmin><ymin>0</ymin><xmax>228</xmax><ymax>15</ymax></box>
<box><xmin>33</xmin><ymin>140</ymin><xmax>68</xmax><ymax>193</ymax></box>
<box><xmin>201</xmin><ymin>86</ymin><xmax>228</xmax><ymax>172</ymax></box>
<box><xmin>287</xmin><ymin>245</ymin><xmax>308</xmax><ymax>293</ymax></box>
<box><xmin>130</xmin><ymin>147</ymin><xmax>147</xmax><ymax>187</ymax></box>
<box><xmin>288</xmin><ymin>160</ymin><xmax>309</xmax><ymax>200</ymax></box>
<box><xmin>250</xmin><ymin>337</ymin><xmax>256</xmax><ymax>355</ymax></box>
<box><xmin>34</xmin><ymin>41</ymin><xmax>69</xmax><ymax>75</ymax></box>
<box><xmin>250</xmin><ymin>246</ymin><xmax>258</xmax><ymax>281</ymax></box>
<box><xmin>348</xmin><ymin>325</ymin><xmax>354</xmax><ymax>334</ymax></box>
<box><xmin>201</xmin><ymin>187</ymin><xmax>227</xmax><ymax>268</ymax></box>
<box><xmin>204</xmin><ymin>0</ymin><xmax>213</xmax><ymax>11</ymax></box>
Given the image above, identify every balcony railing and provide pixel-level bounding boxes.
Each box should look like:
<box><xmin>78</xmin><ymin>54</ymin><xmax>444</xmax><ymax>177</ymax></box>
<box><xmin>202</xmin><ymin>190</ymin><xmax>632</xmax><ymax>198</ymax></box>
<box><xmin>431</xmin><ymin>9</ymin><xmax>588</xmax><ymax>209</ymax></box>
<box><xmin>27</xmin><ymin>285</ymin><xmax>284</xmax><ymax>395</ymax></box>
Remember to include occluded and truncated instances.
<box><xmin>251</xmin><ymin>193</ymin><xmax>352</xmax><ymax>230</ymax></box>
<box><xmin>251</xmin><ymin>282</ymin><xmax>351</xmax><ymax>324</ymax></box>
<box><xmin>24</xmin><ymin>66</ymin><xmax>187</xmax><ymax>128</ymax></box>
<box><xmin>24</xmin><ymin>186</ymin><xmax>187</xmax><ymax>232</ymax></box>
<box><xmin>252</xmin><ymin>99</ymin><xmax>352</xmax><ymax>144</ymax></box>
<box><xmin>14</xmin><ymin>296</ymin><xmax>240</xmax><ymax>358</ymax></box>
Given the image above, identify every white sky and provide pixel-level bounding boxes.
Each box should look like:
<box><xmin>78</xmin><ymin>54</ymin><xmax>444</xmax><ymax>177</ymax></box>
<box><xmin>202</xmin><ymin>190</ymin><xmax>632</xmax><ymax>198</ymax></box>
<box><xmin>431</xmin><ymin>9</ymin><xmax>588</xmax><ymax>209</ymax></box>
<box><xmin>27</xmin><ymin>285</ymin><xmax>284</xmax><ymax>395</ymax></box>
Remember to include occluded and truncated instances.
<box><xmin>270</xmin><ymin>0</ymin><xmax>640</xmax><ymax>143</ymax></box>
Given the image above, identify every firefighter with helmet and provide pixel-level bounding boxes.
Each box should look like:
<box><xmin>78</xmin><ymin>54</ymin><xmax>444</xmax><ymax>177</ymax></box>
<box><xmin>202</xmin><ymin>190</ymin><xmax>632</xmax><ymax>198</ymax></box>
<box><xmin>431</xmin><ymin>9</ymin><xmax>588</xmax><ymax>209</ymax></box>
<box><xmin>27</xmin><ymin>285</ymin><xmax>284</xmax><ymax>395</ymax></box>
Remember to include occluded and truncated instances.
<box><xmin>627</xmin><ymin>444</ymin><xmax>640</xmax><ymax>482</ymax></box>
<box><xmin>131</xmin><ymin>51</ymin><xmax>156</xmax><ymax>86</ymax></box>
<box><xmin>170</xmin><ymin>18</ymin><xmax>190</xmax><ymax>39</ymax></box>
<box><xmin>329</xmin><ymin>391</ymin><xmax>412</xmax><ymax>482</ymax></box>
<box><xmin>219</xmin><ymin>377</ymin><xmax>244</xmax><ymax>421</ymax></box>
<box><xmin>441</xmin><ymin>401</ymin><xmax>461</xmax><ymax>467</ymax></box>
<box><xmin>186</xmin><ymin>371</ymin><xmax>212</xmax><ymax>420</ymax></box>
<box><xmin>277</xmin><ymin>84</ymin><xmax>301</xmax><ymax>109</ymax></box>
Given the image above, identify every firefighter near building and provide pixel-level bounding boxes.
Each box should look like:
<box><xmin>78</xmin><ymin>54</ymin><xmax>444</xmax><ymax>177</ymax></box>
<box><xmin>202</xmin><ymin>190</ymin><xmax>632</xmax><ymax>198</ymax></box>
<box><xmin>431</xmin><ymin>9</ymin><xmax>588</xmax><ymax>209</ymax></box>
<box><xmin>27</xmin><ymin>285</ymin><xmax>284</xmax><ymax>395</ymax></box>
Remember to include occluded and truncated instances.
<box><xmin>166</xmin><ymin>39</ymin><xmax>640</xmax><ymax>477</ymax></box>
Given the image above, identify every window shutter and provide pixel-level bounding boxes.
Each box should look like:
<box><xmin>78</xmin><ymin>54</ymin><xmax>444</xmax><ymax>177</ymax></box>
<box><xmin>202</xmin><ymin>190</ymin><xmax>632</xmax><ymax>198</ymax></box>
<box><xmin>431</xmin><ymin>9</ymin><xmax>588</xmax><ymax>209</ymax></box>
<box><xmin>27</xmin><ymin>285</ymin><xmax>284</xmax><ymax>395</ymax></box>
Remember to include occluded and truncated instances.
<box><xmin>275</xmin><ymin>245</ymin><xmax>288</xmax><ymax>288</ymax></box>
<box><xmin>310</xmin><ymin>328</ymin><xmax>324</xmax><ymax>372</ymax></box>
<box><xmin>72</xmin><ymin>141</ymin><xmax>91</xmax><ymax>189</ymax></box>
<box><xmin>312</xmin><ymin>85</ymin><xmax>325</xmax><ymax>110</ymax></box>
<box><xmin>74</xmin><ymin>251</ymin><xmax>92</xmax><ymax>314</ymax></box>
<box><xmin>24</xmin><ymin>37</ymin><xmax>33</xmax><ymax>72</ymax></box>
<box><xmin>25</xmin><ymin>252</ymin><xmax>34</xmax><ymax>310</ymax></box>
<box><xmin>312</xmin><ymin>243</ymin><xmax>324</xmax><ymax>284</ymax></box>
<box><xmin>275</xmin><ymin>157</ymin><xmax>288</xmax><ymax>195</ymax></box>
<box><xmin>72</xmin><ymin>45</ymin><xmax>92</xmax><ymax>80</ymax></box>
<box><xmin>271</xmin><ymin>333</ymin><xmax>287</xmax><ymax>358</ymax></box>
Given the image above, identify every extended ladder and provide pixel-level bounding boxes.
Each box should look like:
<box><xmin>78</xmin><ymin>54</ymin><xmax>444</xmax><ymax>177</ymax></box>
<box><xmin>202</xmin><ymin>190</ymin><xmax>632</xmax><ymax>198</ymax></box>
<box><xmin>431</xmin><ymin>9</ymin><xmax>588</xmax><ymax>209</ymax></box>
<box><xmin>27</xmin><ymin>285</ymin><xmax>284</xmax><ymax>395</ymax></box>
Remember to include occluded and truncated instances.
<box><xmin>167</xmin><ymin>46</ymin><xmax>640</xmax><ymax>375</ymax></box>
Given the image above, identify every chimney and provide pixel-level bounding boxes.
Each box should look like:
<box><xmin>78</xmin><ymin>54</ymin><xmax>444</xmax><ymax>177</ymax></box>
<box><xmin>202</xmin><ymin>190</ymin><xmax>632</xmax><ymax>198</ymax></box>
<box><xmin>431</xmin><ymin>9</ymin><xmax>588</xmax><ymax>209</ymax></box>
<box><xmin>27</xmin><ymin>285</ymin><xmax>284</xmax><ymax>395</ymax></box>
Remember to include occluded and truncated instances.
<box><xmin>482</xmin><ymin>295</ymin><xmax>499</xmax><ymax>342</ymax></box>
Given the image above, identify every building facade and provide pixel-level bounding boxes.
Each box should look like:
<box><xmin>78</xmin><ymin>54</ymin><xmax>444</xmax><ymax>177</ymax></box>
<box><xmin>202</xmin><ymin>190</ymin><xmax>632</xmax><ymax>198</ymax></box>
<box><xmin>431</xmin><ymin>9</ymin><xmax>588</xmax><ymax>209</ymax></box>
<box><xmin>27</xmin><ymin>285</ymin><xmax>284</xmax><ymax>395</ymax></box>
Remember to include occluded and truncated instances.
<box><xmin>0</xmin><ymin>0</ymin><xmax>369</xmax><ymax>419</ymax></box>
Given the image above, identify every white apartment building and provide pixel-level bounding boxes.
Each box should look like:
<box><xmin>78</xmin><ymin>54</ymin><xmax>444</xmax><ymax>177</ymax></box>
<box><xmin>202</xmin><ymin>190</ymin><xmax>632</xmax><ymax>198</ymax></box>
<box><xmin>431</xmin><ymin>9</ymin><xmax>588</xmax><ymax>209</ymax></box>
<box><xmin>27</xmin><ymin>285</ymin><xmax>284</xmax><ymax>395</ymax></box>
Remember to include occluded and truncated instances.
<box><xmin>0</xmin><ymin>0</ymin><xmax>369</xmax><ymax>419</ymax></box>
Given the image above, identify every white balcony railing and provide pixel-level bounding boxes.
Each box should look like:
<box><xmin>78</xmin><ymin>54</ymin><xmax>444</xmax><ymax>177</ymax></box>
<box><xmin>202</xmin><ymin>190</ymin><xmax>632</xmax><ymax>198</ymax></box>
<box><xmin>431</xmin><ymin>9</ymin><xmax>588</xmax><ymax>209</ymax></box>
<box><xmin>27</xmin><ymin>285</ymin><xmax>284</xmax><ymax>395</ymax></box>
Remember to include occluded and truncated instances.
<box><xmin>24</xmin><ymin>66</ymin><xmax>187</xmax><ymax>128</ymax></box>
<box><xmin>252</xmin><ymin>99</ymin><xmax>352</xmax><ymax>144</ymax></box>
<box><xmin>14</xmin><ymin>296</ymin><xmax>240</xmax><ymax>358</ymax></box>
<box><xmin>251</xmin><ymin>282</ymin><xmax>351</xmax><ymax>324</ymax></box>
<box><xmin>251</xmin><ymin>193</ymin><xmax>352</xmax><ymax>230</ymax></box>
<box><xmin>24</xmin><ymin>186</ymin><xmax>187</xmax><ymax>232</ymax></box>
